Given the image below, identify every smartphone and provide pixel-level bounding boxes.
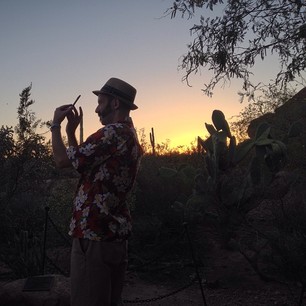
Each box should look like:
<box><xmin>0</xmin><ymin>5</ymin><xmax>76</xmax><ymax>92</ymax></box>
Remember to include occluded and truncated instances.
<box><xmin>72</xmin><ymin>95</ymin><xmax>81</xmax><ymax>106</ymax></box>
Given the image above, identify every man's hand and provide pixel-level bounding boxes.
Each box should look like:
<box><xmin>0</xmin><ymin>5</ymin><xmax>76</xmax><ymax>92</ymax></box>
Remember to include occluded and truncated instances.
<box><xmin>53</xmin><ymin>104</ymin><xmax>74</xmax><ymax>125</ymax></box>
<box><xmin>51</xmin><ymin>104</ymin><xmax>83</xmax><ymax>168</ymax></box>
<box><xmin>66</xmin><ymin>106</ymin><xmax>83</xmax><ymax>135</ymax></box>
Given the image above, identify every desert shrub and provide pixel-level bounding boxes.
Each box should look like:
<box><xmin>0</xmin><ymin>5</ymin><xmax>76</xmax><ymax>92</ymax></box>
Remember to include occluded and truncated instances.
<box><xmin>241</xmin><ymin>173</ymin><xmax>306</xmax><ymax>280</ymax></box>
<box><xmin>130</xmin><ymin>153</ymin><xmax>203</xmax><ymax>262</ymax></box>
<box><xmin>45</xmin><ymin>175</ymin><xmax>78</xmax><ymax>245</ymax></box>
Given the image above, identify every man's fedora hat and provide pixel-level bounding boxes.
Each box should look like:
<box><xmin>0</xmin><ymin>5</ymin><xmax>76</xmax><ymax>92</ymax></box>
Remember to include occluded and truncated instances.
<box><xmin>93</xmin><ymin>78</ymin><xmax>138</xmax><ymax>110</ymax></box>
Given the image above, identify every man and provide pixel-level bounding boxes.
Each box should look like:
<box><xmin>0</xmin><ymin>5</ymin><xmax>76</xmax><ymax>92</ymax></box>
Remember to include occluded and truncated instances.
<box><xmin>51</xmin><ymin>78</ymin><xmax>143</xmax><ymax>306</ymax></box>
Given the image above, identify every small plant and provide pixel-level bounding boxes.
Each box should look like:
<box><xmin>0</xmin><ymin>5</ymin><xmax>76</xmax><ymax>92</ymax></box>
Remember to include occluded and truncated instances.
<box><xmin>1</xmin><ymin>230</ymin><xmax>42</xmax><ymax>278</ymax></box>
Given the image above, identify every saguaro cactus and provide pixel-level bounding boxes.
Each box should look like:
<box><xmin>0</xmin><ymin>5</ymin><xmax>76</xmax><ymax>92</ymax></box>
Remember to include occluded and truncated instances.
<box><xmin>79</xmin><ymin>116</ymin><xmax>84</xmax><ymax>144</ymax></box>
<box><xmin>150</xmin><ymin>127</ymin><xmax>155</xmax><ymax>156</ymax></box>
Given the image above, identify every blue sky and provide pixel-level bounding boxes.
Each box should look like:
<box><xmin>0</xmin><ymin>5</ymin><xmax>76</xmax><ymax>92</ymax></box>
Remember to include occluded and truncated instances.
<box><xmin>0</xmin><ymin>0</ymin><xmax>294</xmax><ymax>148</ymax></box>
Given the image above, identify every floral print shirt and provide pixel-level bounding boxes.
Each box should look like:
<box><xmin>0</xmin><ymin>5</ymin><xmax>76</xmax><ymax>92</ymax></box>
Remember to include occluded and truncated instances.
<box><xmin>66</xmin><ymin>118</ymin><xmax>143</xmax><ymax>241</ymax></box>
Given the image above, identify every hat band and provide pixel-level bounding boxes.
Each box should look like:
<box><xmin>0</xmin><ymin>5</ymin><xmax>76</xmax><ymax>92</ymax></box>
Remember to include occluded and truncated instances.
<box><xmin>102</xmin><ymin>85</ymin><xmax>133</xmax><ymax>102</ymax></box>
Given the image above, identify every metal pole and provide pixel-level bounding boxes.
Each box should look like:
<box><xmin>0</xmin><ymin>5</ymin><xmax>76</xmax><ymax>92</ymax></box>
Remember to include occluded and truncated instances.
<box><xmin>41</xmin><ymin>206</ymin><xmax>50</xmax><ymax>275</ymax></box>
<box><xmin>183</xmin><ymin>222</ymin><xmax>208</xmax><ymax>306</ymax></box>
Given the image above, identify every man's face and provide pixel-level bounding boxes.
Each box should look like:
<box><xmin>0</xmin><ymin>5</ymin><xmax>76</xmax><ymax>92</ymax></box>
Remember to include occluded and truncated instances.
<box><xmin>95</xmin><ymin>94</ymin><xmax>114</xmax><ymax>125</ymax></box>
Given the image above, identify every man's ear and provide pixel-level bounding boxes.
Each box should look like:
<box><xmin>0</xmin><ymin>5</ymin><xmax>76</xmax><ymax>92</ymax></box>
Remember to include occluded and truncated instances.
<box><xmin>113</xmin><ymin>97</ymin><xmax>120</xmax><ymax>110</ymax></box>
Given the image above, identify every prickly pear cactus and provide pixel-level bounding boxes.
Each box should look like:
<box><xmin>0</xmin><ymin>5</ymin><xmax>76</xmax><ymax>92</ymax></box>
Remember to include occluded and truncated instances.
<box><xmin>198</xmin><ymin>110</ymin><xmax>236</xmax><ymax>184</ymax></box>
<box><xmin>199</xmin><ymin>110</ymin><xmax>290</xmax><ymax>193</ymax></box>
<box><xmin>194</xmin><ymin>110</ymin><xmax>291</xmax><ymax>246</ymax></box>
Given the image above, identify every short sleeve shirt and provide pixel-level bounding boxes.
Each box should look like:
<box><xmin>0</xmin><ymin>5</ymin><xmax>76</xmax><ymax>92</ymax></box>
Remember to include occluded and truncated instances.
<box><xmin>66</xmin><ymin>119</ymin><xmax>143</xmax><ymax>241</ymax></box>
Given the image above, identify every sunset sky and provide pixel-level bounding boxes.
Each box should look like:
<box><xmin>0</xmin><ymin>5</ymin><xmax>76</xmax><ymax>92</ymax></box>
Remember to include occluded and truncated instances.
<box><xmin>0</xmin><ymin>0</ymin><xmax>290</xmax><ymax>149</ymax></box>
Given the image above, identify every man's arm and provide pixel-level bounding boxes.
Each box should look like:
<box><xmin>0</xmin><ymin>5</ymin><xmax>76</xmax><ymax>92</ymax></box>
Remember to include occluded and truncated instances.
<box><xmin>67</xmin><ymin>130</ymin><xmax>78</xmax><ymax>148</ymax></box>
<box><xmin>51</xmin><ymin>104</ymin><xmax>83</xmax><ymax>168</ymax></box>
<box><xmin>51</xmin><ymin>126</ymin><xmax>72</xmax><ymax>168</ymax></box>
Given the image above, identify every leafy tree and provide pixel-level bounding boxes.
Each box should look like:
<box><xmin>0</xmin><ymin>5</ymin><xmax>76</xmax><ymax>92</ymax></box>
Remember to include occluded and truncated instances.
<box><xmin>166</xmin><ymin>0</ymin><xmax>306</xmax><ymax>97</ymax></box>
<box><xmin>0</xmin><ymin>85</ymin><xmax>59</xmax><ymax>277</ymax></box>
<box><xmin>15</xmin><ymin>84</ymin><xmax>49</xmax><ymax>157</ymax></box>
<box><xmin>0</xmin><ymin>85</ymin><xmax>53</xmax><ymax>239</ymax></box>
<box><xmin>0</xmin><ymin>126</ymin><xmax>15</xmax><ymax>162</ymax></box>
<box><xmin>0</xmin><ymin>125</ymin><xmax>15</xmax><ymax>209</ymax></box>
<box><xmin>10</xmin><ymin>85</ymin><xmax>52</xmax><ymax>201</ymax></box>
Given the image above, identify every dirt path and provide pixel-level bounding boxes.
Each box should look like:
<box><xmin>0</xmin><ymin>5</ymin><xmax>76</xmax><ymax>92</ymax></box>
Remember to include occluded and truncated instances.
<box><xmin>0</xmin><ymin>270</ymin><xmax>300</xmax><ymax>306</ymax></box>
<box><xmin>0</xmin><ymin>252</ymin><xmax>302</xmax><ymax>306</ymax></box>
<box><xmin>122</xmin><ymin>246</ymin><xmax>302</xmax><ymax>306</ymax></box>
<box><xmin>123</xmin><ymin>272</ymin><xmax>298</xmax><ymax>306</ymax></box>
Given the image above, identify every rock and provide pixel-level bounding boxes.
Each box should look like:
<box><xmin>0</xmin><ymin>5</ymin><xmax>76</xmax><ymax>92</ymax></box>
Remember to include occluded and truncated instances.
<box><xmin>247</xmin><ymin>86</ymin><xmax>306</xmax><ymax>139</ymax></box>
<box><xmin>247</xmin><ymin>86</ymin><xmax>306</xmax><ymax>171</ymax></box>
<box><xmin>0</xmin><ymin>274</ymin><xmax>70</xmax><ymax>306</ymax></box>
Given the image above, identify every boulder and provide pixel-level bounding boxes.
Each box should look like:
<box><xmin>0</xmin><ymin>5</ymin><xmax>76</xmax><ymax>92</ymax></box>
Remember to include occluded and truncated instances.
<box><xmin>0</xmin><ymin>274</ymin><xmax>70</xmax><ymax>306</ymax></box>
<box><xmin>247</xmin><ymin>87</ymin><xmax>306</xmax><ymax>171</ymax></box>
<box><xmin>247</xmin><ymin>86</ymin><xmax>306</xmax><ymax>139</ymax></box>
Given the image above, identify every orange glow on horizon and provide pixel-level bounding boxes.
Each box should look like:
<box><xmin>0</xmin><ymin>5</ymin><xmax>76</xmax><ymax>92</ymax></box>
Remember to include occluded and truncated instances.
<box><xmin>77</xmin><ymin>89</ymin><xmax>243</xmax><ymax>150</ymax></box>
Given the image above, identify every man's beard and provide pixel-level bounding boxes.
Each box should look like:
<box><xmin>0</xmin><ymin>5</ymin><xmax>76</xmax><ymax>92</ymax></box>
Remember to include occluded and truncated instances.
<box><xmin>99</xmin><ymin>102</ymin><xmax>113</xmax><ymax>124</ymax></box>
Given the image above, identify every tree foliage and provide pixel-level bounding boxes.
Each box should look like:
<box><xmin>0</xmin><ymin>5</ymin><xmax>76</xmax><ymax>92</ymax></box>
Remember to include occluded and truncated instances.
<box><xmin>0</xmin><ymin>85</ymin><xmax>53</xmax><ymax>237</ymax></box>
<box><xmin>166</xmin><ymin>0</ymin><xmax>306</xmax><ymax>97</ymax></box>
<box><xmin>15</xmin><ymin>84</ymin><xmax>49</xmax><ymax>158</ymax></box>
<box><xmin>0</xmin><ymin>85</ymin><xmax>61</xmax><ymax>276</ymax></box>
<box><xmin>0</xmin><ymin>126</ymin><xmax>15</xmax><ymax>162</ymax></box>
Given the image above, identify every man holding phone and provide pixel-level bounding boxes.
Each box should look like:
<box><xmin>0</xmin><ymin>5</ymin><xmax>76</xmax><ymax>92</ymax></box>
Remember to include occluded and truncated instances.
<box><xmin>51</xmin><ymin>78</ymin><xmax>143</xmax><ymax>306</ymax></box>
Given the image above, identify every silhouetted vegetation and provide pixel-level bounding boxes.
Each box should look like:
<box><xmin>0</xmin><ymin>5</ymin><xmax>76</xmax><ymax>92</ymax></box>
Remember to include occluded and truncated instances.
<box><xmin>166</xmin><ymin>0</ymin><xmax>306</xmax><ymax>99</ymax></box>
<box><xmin>1</xmin><ymin>85</ymin><xmax>306</xmax><ymax>304</ymax></box>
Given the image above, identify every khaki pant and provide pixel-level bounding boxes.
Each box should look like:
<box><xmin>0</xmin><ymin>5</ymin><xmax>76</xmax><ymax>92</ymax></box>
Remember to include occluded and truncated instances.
<box><xmin>70</xmin><ymin>238</ymin><xmax>128</xmax><ymax>306</ymax></box>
